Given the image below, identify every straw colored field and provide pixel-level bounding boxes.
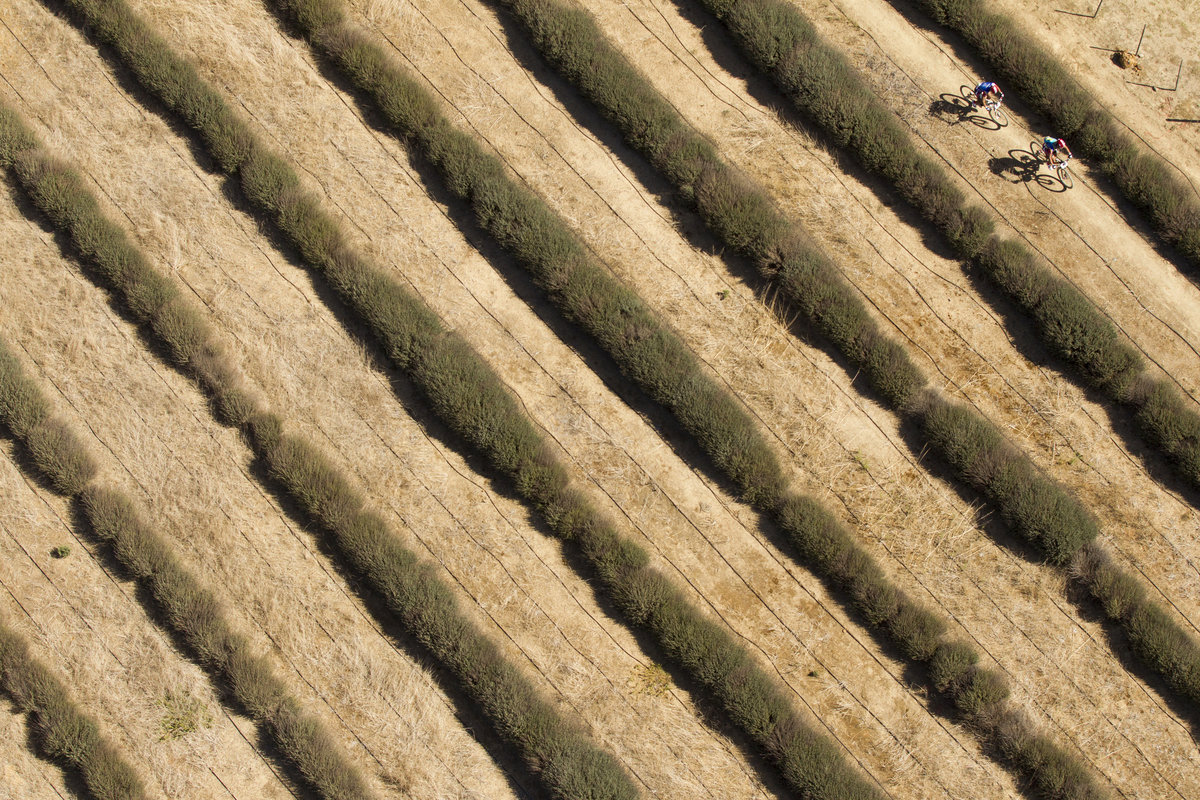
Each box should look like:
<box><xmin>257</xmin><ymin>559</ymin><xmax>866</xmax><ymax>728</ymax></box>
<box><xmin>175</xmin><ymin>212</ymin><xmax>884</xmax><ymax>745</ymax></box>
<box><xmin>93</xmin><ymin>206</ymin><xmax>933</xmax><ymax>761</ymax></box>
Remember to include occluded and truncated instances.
<box><xmin>1</xmin><ymin>0</ymin><xmax>1196</xmax><ymax>797</ymax></box>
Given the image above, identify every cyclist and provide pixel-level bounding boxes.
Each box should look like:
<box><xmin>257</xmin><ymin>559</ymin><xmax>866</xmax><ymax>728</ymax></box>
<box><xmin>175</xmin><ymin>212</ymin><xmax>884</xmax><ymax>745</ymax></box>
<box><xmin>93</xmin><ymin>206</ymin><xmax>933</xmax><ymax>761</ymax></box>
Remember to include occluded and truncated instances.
<box><xmin>1041</xmin><ymin>136</ymin><xmax>1073</xmax><ymax>167</ymax></box>
<box><xmin>972</xmin><ymin>81</ymin><xmax>1004</xmax><ymax>108</ymax></box>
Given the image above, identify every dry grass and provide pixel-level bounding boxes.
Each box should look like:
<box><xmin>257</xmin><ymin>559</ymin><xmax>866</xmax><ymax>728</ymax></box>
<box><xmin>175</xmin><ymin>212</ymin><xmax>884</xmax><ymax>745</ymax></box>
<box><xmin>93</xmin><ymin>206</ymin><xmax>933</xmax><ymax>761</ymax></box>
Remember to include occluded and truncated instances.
<box><xmin>3</xmin><ymin>6</ymin><xmax>760</xmax><ymax>799</ymax></box>
<box><xmin>6</xmin><ymin>0</ymin><xmax>1199</xmax><ymax>795</ymax></box>
<box><xmin>404</xmin><ymin>0</ymin><xmax>1197</xmax><ymax>788</ymax></box>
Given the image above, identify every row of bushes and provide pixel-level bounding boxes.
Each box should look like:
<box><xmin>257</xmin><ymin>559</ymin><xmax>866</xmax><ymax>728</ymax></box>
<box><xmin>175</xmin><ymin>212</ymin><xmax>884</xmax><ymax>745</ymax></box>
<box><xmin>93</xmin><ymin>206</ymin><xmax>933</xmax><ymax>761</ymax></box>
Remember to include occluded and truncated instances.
<box><xmin>908</xmin><ymin>0</ymin><xmax>1200</xmax><ymax>268</ymax></box>
<box><xmin>0</xmin><ymin>137</ymin><xmax>376</xmax><ymax>799</ymax></box>
<box><xmin>54</xmin><ymin>0</ymin><xmax>888</xmax><ymax>795</ymax></box>
<box><xmin>675</xmin><ymin>0</ymin><xmax>1200</xmax><ymax>717</ymax></box>
<box><xmin>500</xmin><ymin>0</ymin><xmax>1200</xmax><ymax>729</ymax></box>
<box><xmin>0</xmin><ymin>613</ymin><xmax>144</xmax><ymax>800</ymax></box>
<box><xmin>467</xmin><ymin>0</ymin><xmax>1197</xmax><ymax>790</ymax></box>
<box><xmin>693</xmin><ymin>0</ymin><xmax>1200</xmax><ymax>491</ymax></box>
<box><xmin>1</xmin><ymin>91</ymin><xmax>632</xmax><ymax>800</ymax></box>
<box><xmin>269</xmin><ymin>0</ymin><xmax>1110</xmax><ymax>797</ymax></box>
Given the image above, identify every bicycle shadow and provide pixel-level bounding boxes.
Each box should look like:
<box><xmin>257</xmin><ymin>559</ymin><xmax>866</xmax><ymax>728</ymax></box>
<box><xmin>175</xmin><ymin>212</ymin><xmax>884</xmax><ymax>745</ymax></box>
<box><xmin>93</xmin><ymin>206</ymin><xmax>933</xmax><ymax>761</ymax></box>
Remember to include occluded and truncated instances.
<box><xmin>929</xmin><ymin>93</ymin><xmax>1001</xmax><ymax>130</ymax></box>
<box><xmin>989</xmin><ymin>148</ymin><xmax>1068</xmax><ymax>191</ymax></box>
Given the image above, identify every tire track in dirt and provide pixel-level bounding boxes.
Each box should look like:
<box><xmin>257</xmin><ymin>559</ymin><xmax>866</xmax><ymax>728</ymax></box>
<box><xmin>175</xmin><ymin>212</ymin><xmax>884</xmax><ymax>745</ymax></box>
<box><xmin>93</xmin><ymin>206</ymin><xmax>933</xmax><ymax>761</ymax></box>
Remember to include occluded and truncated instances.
<box><xmin>355</xmin><ymin>0</ymin><xmax>1200</xmax><ymax>796</ymax></box>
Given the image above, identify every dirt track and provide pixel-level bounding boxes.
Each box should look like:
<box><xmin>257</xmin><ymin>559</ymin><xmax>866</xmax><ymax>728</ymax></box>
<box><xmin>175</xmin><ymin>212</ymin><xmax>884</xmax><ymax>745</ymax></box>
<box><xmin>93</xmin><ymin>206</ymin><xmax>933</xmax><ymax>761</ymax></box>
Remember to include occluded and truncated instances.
<box><xmin>2</xmin><ymin>0</ymin><xmax>1199</xmax><ymax>797</ymax></box>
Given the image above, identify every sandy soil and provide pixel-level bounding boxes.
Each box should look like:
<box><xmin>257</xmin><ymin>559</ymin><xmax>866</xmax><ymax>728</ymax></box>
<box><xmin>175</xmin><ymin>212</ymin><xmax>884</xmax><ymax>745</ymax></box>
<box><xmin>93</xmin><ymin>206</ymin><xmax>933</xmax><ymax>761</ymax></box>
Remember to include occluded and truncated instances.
<box><xmin>2</xmin><ymin>0</ymin><xmax>1198</xmax><ymax>797</ymax></box>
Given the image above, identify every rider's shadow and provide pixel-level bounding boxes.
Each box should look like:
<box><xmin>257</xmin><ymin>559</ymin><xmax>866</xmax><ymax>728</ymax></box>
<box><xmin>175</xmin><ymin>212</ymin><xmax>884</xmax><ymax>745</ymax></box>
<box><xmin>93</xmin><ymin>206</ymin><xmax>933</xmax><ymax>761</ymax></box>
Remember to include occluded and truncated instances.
<box><xmin>929</xmin><ymin>94</ymin><xmax>1001</xmax><ymax>130</ymax></box>
<box><xmin>991</xmin><ymin>149</ymin><xmax>1041</xmax><ymax>185</ymax></box>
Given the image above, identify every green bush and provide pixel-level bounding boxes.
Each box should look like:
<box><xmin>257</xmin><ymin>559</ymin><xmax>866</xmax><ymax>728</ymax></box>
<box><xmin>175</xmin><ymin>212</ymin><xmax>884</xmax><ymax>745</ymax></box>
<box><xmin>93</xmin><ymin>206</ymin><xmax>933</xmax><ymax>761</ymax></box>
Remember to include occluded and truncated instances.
<box><xmin>240</xmin><ymin>144</ymin><xmax>302</xmax><ymax>212</ymax></box>
<box><xmin>270</xmin><ymin>706</ymin><xmax>371</xmax><ymax>800</ymax></box>
<box><xmin>921</xmin><ymin>397</ymin><xmax>1098</xmax><ymax>564</ymax></box>
<box><xmin>64</xmin><ymin>0</ymin><xmax>252</xmax><ymax>172</ymax></box>
<box><xmin>1125</xmin><ymin>601</ymin><xmax>1200</xmax><ymax>706</ymax></box>
<box><xmin>887</xmin><ymin>598</ymin><xmax>946</xmax><ymax>661</ymax></box>
<box><xmin>1072</xmin><ymin>543</ymin><xmax>1145</xmax><ymax>621</ymax></box>
<box><xmin>24</xmin><ymin>417</ymin><xmax>98</xmax><ymax>496</ymax></box>
<box><xmin>976</xmin><ymin>237</ymin><xmax>1053</xmax><ymax>309</ymax></box>
<box><xmin>1033</xmin><ymin>283</ymin><xmax>1142</xmax><ymax>392</ymax></box>
<box><xmin>0</xmin><ymin>343</ymin><xmax>51</xmax><ymax>438</ymax></box>
<box><xmin>1133</xmin><ymin>380</ymin><xmax>1200</xmax><ymax>482</ymax></box>
<box><xmin>951</xmin><ymin>666</ymin><xmax>1009</xmax><ymax>717</ymax></box>
<box><xmin>0</xmin><ymin>107</ymin><xmax>36</xmax><ymax>166</ymax></box>
<box><xmin>693</xmin><ymin>163</ymin><xmax>789</xmax><ymax>256</ymax></box>
<box><xmin>929</xmin><ymin>639</ymin><xmax>978</xmax><ymax>692</ymax></box>
<box><xmin>271</xmin><ymin>0</ymin><xmax>345</xmax><ymax>35</ymax></box>
<box><xmin>2</xmin><ymin>332</ymin><xmax>99</xmax><ymax>504</ymax></box>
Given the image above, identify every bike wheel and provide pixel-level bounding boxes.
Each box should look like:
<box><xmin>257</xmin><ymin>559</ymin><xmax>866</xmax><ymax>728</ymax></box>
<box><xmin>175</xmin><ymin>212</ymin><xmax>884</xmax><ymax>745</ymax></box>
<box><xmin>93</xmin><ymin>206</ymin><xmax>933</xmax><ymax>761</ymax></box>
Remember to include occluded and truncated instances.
<box><xmin>1030</xmin><ymin>141</ymin><xmax>1044</xmax><ymax>162</ymax></box>
<box><xmin>1058</xmin><ymin>164</ymin><xmax>1074</xmax><ymax>189</ymax></box>
<box><xmin>988</xmin><ymin>103</ymin><xmax>1009</xmax><ymax>127</ymax></box>
<box><xmin>961</xmin><ymin>85</ymin><xmax>977</xmax><ymax>105</ymax></box>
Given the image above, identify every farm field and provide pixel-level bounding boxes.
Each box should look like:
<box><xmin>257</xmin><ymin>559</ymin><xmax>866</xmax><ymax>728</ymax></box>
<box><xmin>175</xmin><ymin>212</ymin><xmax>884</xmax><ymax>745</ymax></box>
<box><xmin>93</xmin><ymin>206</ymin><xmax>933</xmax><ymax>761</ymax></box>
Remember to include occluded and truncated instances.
<box><xmin>1</xmin><ymin>0</ymin><xmax>1198</xmax><ymax>798</ymax></box>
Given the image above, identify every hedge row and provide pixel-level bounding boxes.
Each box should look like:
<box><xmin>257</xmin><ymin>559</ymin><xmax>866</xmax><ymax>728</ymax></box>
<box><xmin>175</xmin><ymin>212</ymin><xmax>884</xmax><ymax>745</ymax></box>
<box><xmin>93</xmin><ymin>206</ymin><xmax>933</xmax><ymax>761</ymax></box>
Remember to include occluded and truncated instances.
<box><xmin>0</xmin><ymin>614</ymin><xmax>144</xmax><ymax>800</ymax></box>
<box><xmin>671</xmin><ymin>0</ymin><xmax>1200</xmax><ymax>716</ymax></box>
<box><xmin>0</xmin><ymin>97</ymin><xmax>631</xmax><ymax>800</ymax></box>
<box><xmin>491</xmin><ymin>0</ymin><xmax>1200</xmax><ymax>726</ymax></box>
<box><xmin>267</xmin><ymin>0</ymin><xmax>1112</xmax><ymax>796</ymax></box>
<box><xmin>907</xmin><ymin>0</ymin><xmax>1200</xmax><ymax>268</ymax></box>
<box><xmin>0</xmin><ymin>221</ymin><xmax>373</xmax><ymax>800</ymax></box>
<box><xmin>49</xmin><ymin>0</ymin><xmax>888</xmax><ymax>794</ymax></box>
<box><xmin>689</xmin><ymin>0</ymin><xmax>1200</xmax><ymax>491</ymax></box>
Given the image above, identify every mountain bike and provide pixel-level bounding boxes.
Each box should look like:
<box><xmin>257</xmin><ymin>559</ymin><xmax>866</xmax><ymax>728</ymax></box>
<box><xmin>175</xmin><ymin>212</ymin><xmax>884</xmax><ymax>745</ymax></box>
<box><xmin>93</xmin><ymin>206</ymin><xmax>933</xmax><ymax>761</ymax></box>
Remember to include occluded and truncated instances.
<box><xmin>1049</xmin><ymin>155</ymin><xmax>1074</xmax><ymax>188</ymax></box>
<box><xmin>960</xmin><ymin>85</ymin><xmax>1007</xmax><ymax>126</ymax></box>
<box><xmin>1030</xmin><ymin>141</ymin><xmax>1073</xmax><ymax>188</ymax></box>
<box><xmin>982</xmin><ymin>96</ymin><xmax>1008</xmax><ymax>127</ymax></box>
